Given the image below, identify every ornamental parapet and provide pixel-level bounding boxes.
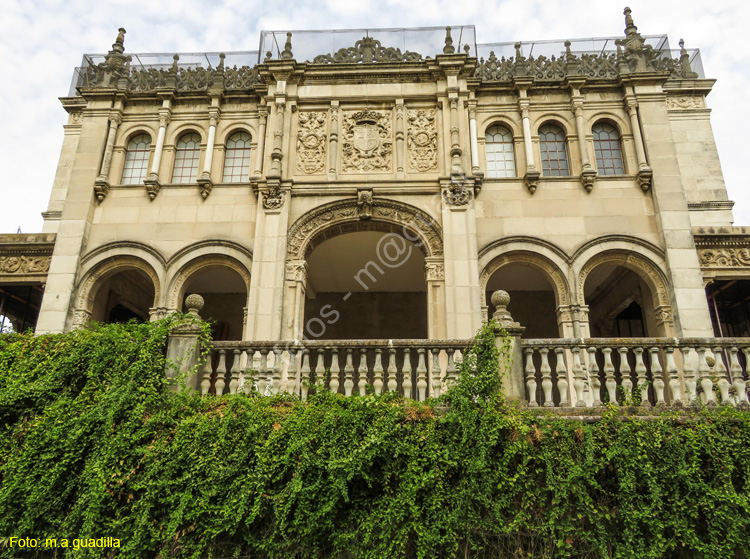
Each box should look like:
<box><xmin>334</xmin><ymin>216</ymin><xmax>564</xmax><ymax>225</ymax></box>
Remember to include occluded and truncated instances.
<box><xmin>693</xmin><ymin>226</ymin><xmax>750</xmax><ymax>276</ymax></box>
<box><xmin>0</xmin><ymin>234</ymin><xmax>56</xmax><ymax>283</ymax></box>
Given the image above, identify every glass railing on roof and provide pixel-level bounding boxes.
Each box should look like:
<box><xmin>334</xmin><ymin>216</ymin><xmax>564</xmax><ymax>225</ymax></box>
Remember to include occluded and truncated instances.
<box><xmin>259</xmin><ymin>26</ymin><xmax>477</xmax><ymax>64</ymax></box>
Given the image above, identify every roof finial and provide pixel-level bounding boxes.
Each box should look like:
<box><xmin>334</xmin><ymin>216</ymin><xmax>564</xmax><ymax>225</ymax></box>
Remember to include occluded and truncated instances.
<box><xmin>678</xmin><ymin>39</ymin><xmax>698</xmax><ymax>78</ymax></box>
<box><xmin>624</xmin><ymin>6</ymin><xmax>637</xmax><ymax>36</ymax></box>
<box><xmin>443</xmin><ymin>26</ymin><xmax>455</xmax><ymax>54</ymax></box>
<box><xmin>281</xmin><ymin>32</ymin><xmax>294</xmax><ymax>59</ymax></box>
<box><xmin>679</xmin><ymin>38</ymin><xmax>687</xmax><ymax>56</ymax></box>
<box><xmin>112</xmin><ymin>28</ymin><xmax>126</xmax><ymax>54</ymax></box>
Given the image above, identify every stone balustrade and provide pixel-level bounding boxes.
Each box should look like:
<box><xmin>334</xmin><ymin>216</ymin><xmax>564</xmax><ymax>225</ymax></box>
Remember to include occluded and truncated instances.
<box><xmin>521</xmin><ymin>338</ymin><xmax>750</xmax><ymax>408</ymax></box>
<box><xmin>198</xmin><ymin>339</ymin><xmax>471</xmax><ymax>401</ymax></box>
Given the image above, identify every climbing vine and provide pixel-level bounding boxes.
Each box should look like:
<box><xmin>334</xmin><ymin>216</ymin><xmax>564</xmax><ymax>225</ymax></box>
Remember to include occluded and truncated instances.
<box><xmin>0</xmin><ymin>320</ymin><xmax>749</xmax><ymax>558</ymax></box>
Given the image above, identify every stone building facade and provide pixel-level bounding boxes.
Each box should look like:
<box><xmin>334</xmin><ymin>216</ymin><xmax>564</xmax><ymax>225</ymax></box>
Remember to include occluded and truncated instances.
<box><xmin>2</xmin><ymin>8</ymin><xmax>749</xmax><ymax>348</ymax></box>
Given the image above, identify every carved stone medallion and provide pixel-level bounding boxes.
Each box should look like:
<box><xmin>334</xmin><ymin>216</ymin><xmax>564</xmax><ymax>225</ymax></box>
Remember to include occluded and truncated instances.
<box><xmin>296</xmin><ymin>111</ymin><xmax>327</xmax><ymax>174</ymax></box>
<box><xmin>407</xmin><ymin>109</ymin><xmax>438</xmax><ymax>172</ymax></box>
<box><xmin>342</xmin><ymin>110</ymin><xmax>392</xmax><ymax>172</ymax></box>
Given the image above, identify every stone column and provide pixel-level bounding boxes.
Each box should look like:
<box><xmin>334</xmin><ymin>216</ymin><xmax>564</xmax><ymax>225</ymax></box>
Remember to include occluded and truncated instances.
<box><xmin>198</xmin><ymin>103</ymin><xmax>220</xmax><ymax>199</ymax></box>
<box><xmin>448</xmin><ymin>96</ymin><xmax>463</xmax><ymax>174</ymax></box>
<box><xmin>282</xmin><ymin>260</ymin><xmax>308</xmax><ymax>340</ymax></box>
<box><xmin>143</xmin><ymin>100</ymin><xmax>172</xmax><ymax>199</ymax></box>
<box><xmin>468</xmin><ymin>101</ymin><xmax>480</xmax><ymax>175</ymax></box>
<box><xmin>518</xmin><ymin>87</ymin><xmax>540</xmax><ymax>193</ymax></box>
<box><xmin>395</xmin><ymin>99</ymin><xmax>405</xmax><ymax>178</ymax></box>
<box><xmin>165</xmin><ymin>294</ymin><xmax>205</xmax><ymax>392</ymax></box>
<box><xmin>425</xmin><ymin>258</ymin><xmax>447</xmax><ymax>339</ymax></box>
<box><xmin>571</xmin><ymin>88</ymin><xmax>597</xmax><ymax>192</ymax></box>
<box><xmin>94</xmin><ymin>111</ymin><xmax>122</xmax><ymax>202</ymax></box>
<box><xmin>626</xmin><ymin>98</ymin><xmax>653</xmax><ymax>191</ymax></box>
<box><xmin>329</xmin><ymin>101</ymin><xmax>339</xmax><ymax>180</ymax></box>
<box><xmin>253</xmin><ymin>106</ymin><xmax>268</xmax><ymax>176</ymax></box>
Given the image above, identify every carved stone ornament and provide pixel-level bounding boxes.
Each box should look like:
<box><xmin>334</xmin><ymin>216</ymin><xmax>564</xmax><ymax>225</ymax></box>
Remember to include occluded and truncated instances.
<box><xmin>666</xmin><ymin>96</ymin><xmax>705</xmax><ymax>110</ymax></box>
<box><xmin>72</xmin><ymin>309</ymin><xmax>92</xmax><ymax>328</ymax></box>
<box><xmin>636</xmin><ymin>167</ymin><xmax>653</xmax><ymax>192</ymax></box>
<box><xmin>654</xmin><ymin>306</ymin><xmax>674</xmax><ymax>326</ymax></box>
<box><xmin>296</xmin><ymin>111</ymin><xmax>327</xmax><ymax>174</ymax></box>
<box><xmin>425</xmin><ymin>262</ymin><xmax>445</xmax><ymax>281</ymax></box>
<box><xmin>0</xmin><ymin>256</ymin><xmax>51</xmax><ymax>275</ymax></box>
<box><xmin>262</xmin><ymin>185</ymin><xmax>285</xmax><ymax>210</ymax></box>
<box><xmin>69</xmin><ymin>111</ymin><xmax>83</xmax><ymax>125</ymax></box>
<box><xmin>311</xmin><ymin>36</ymin><xmax>422</xmax><ymax>64</ymax></box>
<box><xmin>357</xmin><ymin>189</ymin><xmax>373</xmax><ymax>220</ymax></box>
<box><xmin>285</xmin><ymin>260</ymin><xmax>308</xmax><ymax>282</ymax></box>
<box><xmin>699</xmin><ymin>248</ymin><xmax>750</xmax><ymax>268</ymax></box>
<box><xmin>443</xmin><ymin>177</ymin><xmax>472</xmax><ymax>207</ymax></box>
<box><xmin>407</xmin><ymin>109</ymin><xmax>438</xmax><ymax>172</ymax></box>
<box><xmin>342</xmin><ymin>110</ymin><xmax>392</xmax><ymax>172</ymax></box>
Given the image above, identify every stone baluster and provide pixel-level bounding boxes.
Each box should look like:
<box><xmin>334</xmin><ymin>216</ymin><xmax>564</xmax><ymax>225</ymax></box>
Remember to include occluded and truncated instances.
<box><xmin>602</xmin><ymin>347</ymin><xmax>617</xmax><ymax>404</ymax></box>
<box><xmin>402</xmin><ymin>348</ymin><xmax>413</xmax><ymax>399</ymax></box>
<box><xmin>214</xmin><ymin>350</ymin><xmax>227</xmax><ymax>396</ymax></box>
<box><xmin>244</xmin><ymin>349</ymin><xmax>257</xmax><ymax>393</ymax></box>
<box><xmin>358</xmin><ymin>349</ymin><xmax>368</xmax><ymax>395</ymax></box>
<box><xmin>649</xmin><ymin>347</ymin><xmax>665</xmax><ymax>406</ymax></box>
<box><xmin>229</xmin><ymin>349</ymin><xmax>241</xmax><ymax>394</ymax></box>
<box><xmin>431</xmin><ymin>349</ymin><xmax>442</xmax><ymax>398</ymax></box>
<box><xmin>524</xmin><ymin>348</ymin><xmax>538</xmax><ymax>407</ymax></box>
<box><xmin>572</xmin><ymin>347</ymin><xmax>586</xmax><ymax>407</ymax></box>
<box><xmin>387</xmin><ymin>348</ymin><xmax>398</xmax><ymax>393</ymax></box>
<box><xmin>633</xmin><ymin>347</ymin><xmax>649</xmax><ymax>406</ymax></box>
<box><xmin>200</xmin><ymin>351</ymin><xmax>213</xmax><ymax>395</ymax></box>
<box><xmin>618</xmin><ymin>347</ymin><xmax>633</xmax><ymax>401</ymax></box>
<box><xmin>343</xmin><ymin>348</ymin><xmax>354</xmax><ymax>396</ymax></box>
<box><xmin>329</xmin><ymin>349</ymin><xmax>340</xmax><ymax>394</ymax></box>
<box><xmin>540</xmin><ymin>348</ymin><xmax>553</xmax><ymax>407</ymax></box>
<box><xmin>285</xmin><ymin>348</ymin><xmax>297</xmax><ymax>395</ymax></box>
<box><xmin>314</xmin><ymin>349</ymin><xmax>325</xmax><ymax>389</ymax></box>
<box><xmin>555</xmin><ymin>348</ymin><xmax>569</xmax><ymax>407</ymax></box>
<box><xmin>271</xmin><ymin>348</ymin><xmax>282</xmax><ymax>395</ymax></box>
<box><xmin>713</xmin><ymin>347</ymin><xmax>731</xmax><ymax>405</ymax></box>
<box><xmin>446</xmin><ymin>349</ymin><xmax>458</xmax><ymax>388</ymax></box>
<box><xmin>587</xmin><ymin>347</ymin><xmax>602</xmax><ymax>406</ymax></box>
<box><xmin>681</xmin><ymin>347</ymin><xmax>697</xmax><ymax>405</ymax></box>
<box><xmin>665</xmin><ymin>347</ymin><xmax>682</xmax><ymax>406</ymax></box>
<box><xmin>259</xmin><ymin>349</ymin><xmax>269</xmax><ymax>395</ymax></box>
<box><xmin>697</xmin><ymin>347</ymin><xmax>715</xmax><ymax>406</ymax></box>
<box><xmin>300</xmin><ymin>349</ymin><xmax>311</xmax><ymax>400</ymax></box>
<box><xmin>373</xmin><ymin>349</ymin><xmax>384</xmax><ymax>395</ymax></box>
<box><xmin>416</xmin><ymin>348</ymin><xmax>428</xmax><ymax>401</ymax></box>
<box><xmin>730</xmin><ymin>348</ymin><xmax>748</xmax><ymax>406</ymax></box>
<box><xmin>238</xmin><ymin>350</ymin><xmax>249</xmax><ymax>394</ymax></box>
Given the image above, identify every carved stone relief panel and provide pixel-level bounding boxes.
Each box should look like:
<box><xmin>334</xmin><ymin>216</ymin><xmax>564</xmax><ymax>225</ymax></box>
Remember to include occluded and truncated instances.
<box><xmin>407</xmin><ymin>109</ymin><xmax>438</xmax><ymax>172</ymax></box>
<box><xmin>295</xmin><ymin>111</ymin><xmax>327</xmax><ymax>174</ymax></box>
<box><xmin>698</xmin><ymin>248</ymin><xmax>750</xmax><ymax>268</ymax></box>
<box><xmin>341</xmin><ymin>109</ymin><xmax>393</xmax><ymax>173</ymax></box>
<box><xmin>0</xmin><ymin>256</ymin><xmax>51</xmax><ymax>275</ymax></box>
<box><xmin>666</xmin><ymin>95</ymin><xmax>705</xmax><ymax>110</ymax></box>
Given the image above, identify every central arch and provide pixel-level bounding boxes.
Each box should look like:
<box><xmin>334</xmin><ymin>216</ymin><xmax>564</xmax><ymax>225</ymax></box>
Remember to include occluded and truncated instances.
<box><xmin>283</xmin><ymin>198</ymin><xmax>445</xmax><ymax>340</ymax></box>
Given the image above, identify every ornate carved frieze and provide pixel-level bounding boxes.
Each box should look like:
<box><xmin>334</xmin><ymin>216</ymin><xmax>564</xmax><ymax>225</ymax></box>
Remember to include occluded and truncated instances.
<box><xmin>407</xmin><ymin>109</ymin><xmax>438</xmax><ymax>172</ymax></box>
<box><xmin>0</xmin><ymin>256</ymin><xmax>51</xmax><ymax>275</ymax></box>
<box><xmin>341</xmin><ymin>110</ymin><xmax>393</xmax><ymax>173</ymax></box>
<box><xmin>311</xmin><ymin>36</ymin><xmax>422</xmax><ymax>64</ymax></box>
<box><xmin>666</xmin><ymin>95</ymin><xmax>706</xmax><ymax>110</ymax></box>
<box><xmin>698</xmin><ymin>248</ymin><xmax>750</xmax><ymax>268</ymax></box>
<box><xmin>296</xmin><ymin>111</ymin><xmax>327</xmax><ymax>174</ymax></box>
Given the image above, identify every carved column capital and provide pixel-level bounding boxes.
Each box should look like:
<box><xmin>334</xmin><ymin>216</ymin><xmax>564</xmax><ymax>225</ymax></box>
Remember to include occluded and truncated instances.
<box><xmin>158</xmin><ymin>113</ymin><xmax>171</xmax><ymax>127</ymax></box>
<box><xmin>109</xmin><ymin>112</ymin><xmax>123</xmax><ymax>126</ymax></box>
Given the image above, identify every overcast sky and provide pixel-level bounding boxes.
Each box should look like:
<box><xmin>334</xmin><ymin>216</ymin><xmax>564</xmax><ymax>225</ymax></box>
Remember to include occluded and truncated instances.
<box><xmin>1</xmin><ymin>0</ymin><xmax>747</xmax><ymax>234</ymax></box>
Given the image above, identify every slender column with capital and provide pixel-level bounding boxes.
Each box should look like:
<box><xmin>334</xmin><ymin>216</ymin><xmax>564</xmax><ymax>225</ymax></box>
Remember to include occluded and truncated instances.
<box><xmin>448</xmin><ymin>97</ymin><xmax>463</xmax><ymax>174</ymax></box>
<box><xmin>253</xmin><ymin>107</ymin><xmax>268</xmax><ymax>176</ymax></box>
<box><xmin>572</xmin><ymin>91</ymin><xmax>597</xmax><ymax>192</ymax></box>
<box><xmin>395</xmin><ymin>99</ymin><xmax>405</xmax><ymax>178</ymax></box>
<box><xmin>198</xmin><ymin>104</ymin><xmax>220</xmax><ymax>198</ymax></box>
<box><xmin>143</xmin><ymin>101</ymin><xmax>171</xmax><ymax>200</ymax></box>
<box><xmin>329</xmin><ymin>101</ymin><xmax>339</xmax><ymax>180</ymax></box>
<box><xmin>94</xmin><ymin>112</ymin><xmax>122</xmax><ymax>202</ymax></box>
<box><xmin>269</xmin><ymin>99</ymin><xmax>286</xmax><ymax>178</ymax></box>
<box><xmin>518</xmin><ymin>91</ymin><xmax>540</xmax><ymax>193</ymax></box>
<box><xmin>468</xmin><ymin>103</ymin><xmax>480</xmax><ymax>175</ymax></box>
<box><xmin>626</xmin><ymin>99</ymin><xmax>653</xmax><ymax>191</ymax></box>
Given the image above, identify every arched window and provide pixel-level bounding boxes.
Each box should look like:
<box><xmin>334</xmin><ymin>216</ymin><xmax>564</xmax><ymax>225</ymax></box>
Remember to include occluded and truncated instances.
<box><xmin>223</xmin><ymin>131</ymin><xmax>252</xmax><ymax>183</ymax></box>
<box><xmin>539</xmin><ymin>123</ymin><xmax>569</xmax><ymax>176</ymax></box>
<box><xmin>593</xmin><ymin>122</ymin><xmax>625</xmax><ymax>175</ymax></box>
<box><xmin>121</xmin><ymin>134</ymin><xmax>151</xmax><ymax>185</ymax></box>
<box><xmin>172</xmin><ymin>133</ymin><xmax>201</xmax><ymax>184</ymax></box>
<box><xmin>485</xmin><ymin>125</ymin><xmax>516</xmax><ymax>178</ymax></box>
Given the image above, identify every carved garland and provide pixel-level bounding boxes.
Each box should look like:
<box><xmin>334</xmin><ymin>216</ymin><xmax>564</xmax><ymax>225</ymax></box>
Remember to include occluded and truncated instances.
<box><xmin>286</xmin><ymin>199</ymin><xmax>443</xmax><ymax>260</ymax></box>
<box><xmin>479</xmin><ymin>253</ymin><xmax>570</xmax><ymax>307</ymax></box>
<box><xmin>698</xmin><ymin>248</ymin><xmax>750</xmax><ymax>268</ymax></box>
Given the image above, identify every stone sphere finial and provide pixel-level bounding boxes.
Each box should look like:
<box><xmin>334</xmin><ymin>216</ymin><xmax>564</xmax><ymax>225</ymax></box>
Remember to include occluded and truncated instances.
<box><xmin>491</xmin><ymin>290</ymin><xmax>519</xmax><ymax>327</ymax></box>
<box><xmin>185</xmin><ymin>294</ymin><xmax>205</xmax><ymax>317</ymax></box>
<box><xmin>491</xmin><ymin>289</ymin><xmax>510</xmax><ymax>308</ymax></box>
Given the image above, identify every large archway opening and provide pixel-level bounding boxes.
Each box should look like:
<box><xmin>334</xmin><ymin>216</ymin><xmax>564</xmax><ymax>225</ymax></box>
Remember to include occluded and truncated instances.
<box><xmin>181</xmin><ymin>266</ymin><xmax>247</xmax><ymax>341</ymax></box>
<box><xmin>485</xmin><ymin>262</ymin><xmax>560</xmax><ymax>338</ymax></box>
<box><xmin>584</xmin><ymin>263</ymin><xmax>657</xmax><ymax>337</ymax></box>
<box><xmin>90</xmin><ymin>268</ymin><xmax>156</xmax><ymax>324</ymax></box>
<box><xmin>303</xmin><ymin>230</ymin><xmax>427</xmax><ymax>340</ymax></box>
